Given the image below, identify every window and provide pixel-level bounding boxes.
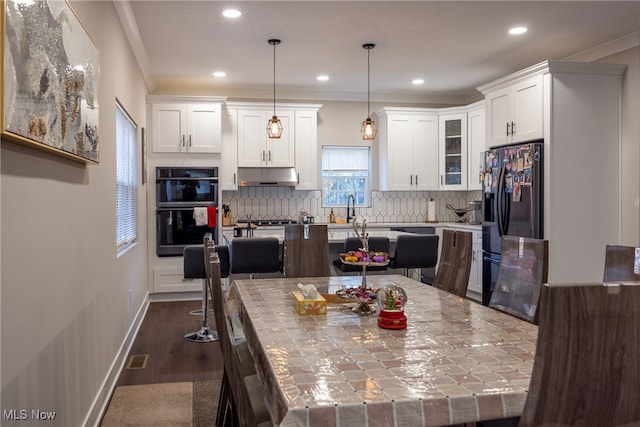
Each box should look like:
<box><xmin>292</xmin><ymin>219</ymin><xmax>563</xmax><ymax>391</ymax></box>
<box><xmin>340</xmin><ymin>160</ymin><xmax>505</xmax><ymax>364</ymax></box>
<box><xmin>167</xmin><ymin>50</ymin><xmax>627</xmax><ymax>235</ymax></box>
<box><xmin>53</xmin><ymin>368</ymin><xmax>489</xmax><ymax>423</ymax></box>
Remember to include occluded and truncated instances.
<box><xmin>116</xmin><ymin>102</ymin><xmax>138</xmax><ymax>253</ymax></box>
<box><xmin>322</xmin><ymin>146</ymin><xmax>370</xmax><ymax>207</ymax></box>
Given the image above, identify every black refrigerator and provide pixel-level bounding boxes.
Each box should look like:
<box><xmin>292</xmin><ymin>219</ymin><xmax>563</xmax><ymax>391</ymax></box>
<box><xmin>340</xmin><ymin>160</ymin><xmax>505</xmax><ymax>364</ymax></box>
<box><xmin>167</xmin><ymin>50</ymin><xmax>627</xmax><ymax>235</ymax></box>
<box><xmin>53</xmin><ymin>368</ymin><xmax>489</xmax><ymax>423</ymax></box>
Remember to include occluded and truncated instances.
<box><xmin>481</xmin><ymin>140</ymin><xmax>544</xmax><ymax>305</ymax></box>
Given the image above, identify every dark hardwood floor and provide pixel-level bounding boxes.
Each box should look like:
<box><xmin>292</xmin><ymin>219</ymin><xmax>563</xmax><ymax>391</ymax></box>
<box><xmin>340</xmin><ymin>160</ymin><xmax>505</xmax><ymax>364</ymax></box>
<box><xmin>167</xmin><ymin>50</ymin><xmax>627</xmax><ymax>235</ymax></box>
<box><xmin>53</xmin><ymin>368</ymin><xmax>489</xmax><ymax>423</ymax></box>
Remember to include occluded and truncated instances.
<box><xmin>116</xmin><ymin>301</ymin><xmax>224</xmax><ymax>386</ymax></box>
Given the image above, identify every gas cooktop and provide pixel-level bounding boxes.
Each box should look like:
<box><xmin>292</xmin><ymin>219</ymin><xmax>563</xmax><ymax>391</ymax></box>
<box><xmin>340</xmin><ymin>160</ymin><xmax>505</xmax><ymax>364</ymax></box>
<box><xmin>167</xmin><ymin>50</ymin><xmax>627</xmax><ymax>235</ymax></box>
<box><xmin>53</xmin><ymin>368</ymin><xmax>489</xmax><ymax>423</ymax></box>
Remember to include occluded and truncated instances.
<box><xmin>236</xmin><ymin>219</ymin><xmax>298</xmax><ymax>226</ymax></box>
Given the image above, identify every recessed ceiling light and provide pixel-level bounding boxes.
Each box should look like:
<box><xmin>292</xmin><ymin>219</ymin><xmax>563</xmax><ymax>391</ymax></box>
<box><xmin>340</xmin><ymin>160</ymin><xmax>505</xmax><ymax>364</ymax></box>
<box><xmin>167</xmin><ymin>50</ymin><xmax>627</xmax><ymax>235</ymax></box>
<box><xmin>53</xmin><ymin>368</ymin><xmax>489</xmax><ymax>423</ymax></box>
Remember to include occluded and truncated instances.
<box><xmin>509</xmin><ymin>26</ymin><xmax>527</xmax><ymax>35</ymax></box>
<box><xmin>317</xmin><ymin>75</ymin><xmax>329</xmax><ymax>81</ymax></box>
<box><xmin>213</xmin><ymin>71</ymin><xmax>226</xmax><ymax>78</ymax></box>
<box><xmin>412</xmin><ymin>79</ymin><xmax>425</xmax><ymax>85</ymax></box>
<box><xmin>222</xmin><ymin>9</ymin><xmax>241</xmax><ymax>18</ymax></box>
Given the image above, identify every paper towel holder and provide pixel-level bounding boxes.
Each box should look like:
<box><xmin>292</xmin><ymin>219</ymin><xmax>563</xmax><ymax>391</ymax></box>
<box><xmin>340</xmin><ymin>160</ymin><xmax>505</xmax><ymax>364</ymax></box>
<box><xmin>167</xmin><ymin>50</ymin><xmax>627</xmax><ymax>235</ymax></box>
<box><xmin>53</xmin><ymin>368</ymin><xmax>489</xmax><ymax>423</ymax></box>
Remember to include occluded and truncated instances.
<box><xmin>426</xmin><ymin>198</ymin><xmax>438</xmax><ymax>223</ymax></box>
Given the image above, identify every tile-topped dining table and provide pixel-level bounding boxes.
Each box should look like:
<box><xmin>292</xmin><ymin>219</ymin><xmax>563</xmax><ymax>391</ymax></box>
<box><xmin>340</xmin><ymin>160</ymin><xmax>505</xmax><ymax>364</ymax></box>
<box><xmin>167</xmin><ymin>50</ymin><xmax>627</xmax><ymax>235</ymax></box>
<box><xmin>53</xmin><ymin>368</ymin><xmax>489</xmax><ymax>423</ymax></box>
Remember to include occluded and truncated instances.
<box><xmin>228</xmin><ymin>275</ymin><xmax>538</xmax><ymax>426</ymax></box>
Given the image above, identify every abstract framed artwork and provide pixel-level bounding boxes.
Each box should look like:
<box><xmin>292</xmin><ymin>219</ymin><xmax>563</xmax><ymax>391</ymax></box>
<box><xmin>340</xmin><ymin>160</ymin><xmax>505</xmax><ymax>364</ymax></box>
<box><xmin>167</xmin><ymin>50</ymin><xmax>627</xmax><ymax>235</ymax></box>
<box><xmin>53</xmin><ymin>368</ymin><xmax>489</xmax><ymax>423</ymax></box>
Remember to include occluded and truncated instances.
<box><xmin>2</xmin><ymin>0</ymin><xmax>100</xmax><ymax>164</ymax></box>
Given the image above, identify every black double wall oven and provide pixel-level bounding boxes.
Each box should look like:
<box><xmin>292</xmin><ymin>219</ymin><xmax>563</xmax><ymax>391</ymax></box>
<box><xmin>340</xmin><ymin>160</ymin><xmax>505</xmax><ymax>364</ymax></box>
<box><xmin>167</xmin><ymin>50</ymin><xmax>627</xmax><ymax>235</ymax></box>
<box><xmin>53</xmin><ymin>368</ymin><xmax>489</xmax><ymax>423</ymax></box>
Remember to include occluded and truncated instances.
<box><xmin>156</xmin><ymin>167</ymin><xmax>218</xmax><ymax>256</ymax></box>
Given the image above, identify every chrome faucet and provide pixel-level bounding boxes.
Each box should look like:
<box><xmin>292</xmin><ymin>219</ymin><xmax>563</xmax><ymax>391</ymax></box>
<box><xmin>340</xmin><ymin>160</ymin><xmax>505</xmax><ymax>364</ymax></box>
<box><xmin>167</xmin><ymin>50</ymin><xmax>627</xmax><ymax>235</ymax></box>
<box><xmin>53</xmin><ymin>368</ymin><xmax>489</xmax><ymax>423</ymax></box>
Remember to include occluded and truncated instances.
<box><xmin>346</xmin><ymin>194</ymin><xmax>356</xmax><ymax>223</ymax></box>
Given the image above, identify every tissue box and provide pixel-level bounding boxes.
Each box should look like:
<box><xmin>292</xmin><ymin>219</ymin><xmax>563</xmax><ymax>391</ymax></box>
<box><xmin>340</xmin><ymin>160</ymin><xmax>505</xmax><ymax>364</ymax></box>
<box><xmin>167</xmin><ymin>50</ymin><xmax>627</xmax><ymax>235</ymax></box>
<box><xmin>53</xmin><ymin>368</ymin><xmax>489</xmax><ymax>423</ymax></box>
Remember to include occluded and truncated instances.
<box><xmin>292</xmin><ymin>291</ymin><xmax>327</xmax><ymax>315</ymax></box>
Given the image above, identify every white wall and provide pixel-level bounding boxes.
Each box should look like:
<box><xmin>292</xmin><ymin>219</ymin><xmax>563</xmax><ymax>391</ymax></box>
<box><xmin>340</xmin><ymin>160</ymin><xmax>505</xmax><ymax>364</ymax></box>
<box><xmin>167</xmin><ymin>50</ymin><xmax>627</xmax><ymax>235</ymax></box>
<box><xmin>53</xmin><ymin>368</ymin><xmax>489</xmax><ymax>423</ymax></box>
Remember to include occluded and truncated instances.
<box><xmin>0</xmin><ymin>2</ymin><xmax>149</xmax><ymax>426</ymax></box>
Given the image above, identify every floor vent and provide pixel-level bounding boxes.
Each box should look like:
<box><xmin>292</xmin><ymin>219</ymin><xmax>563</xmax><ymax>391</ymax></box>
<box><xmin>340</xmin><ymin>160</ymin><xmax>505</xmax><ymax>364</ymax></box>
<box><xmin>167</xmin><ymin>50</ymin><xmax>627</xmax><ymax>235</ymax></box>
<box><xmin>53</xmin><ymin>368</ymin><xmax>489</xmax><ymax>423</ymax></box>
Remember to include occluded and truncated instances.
<box><xmin>126</xmin><ymin>354</ymin><xmax>148</xmax><ymax>370</ymax></box>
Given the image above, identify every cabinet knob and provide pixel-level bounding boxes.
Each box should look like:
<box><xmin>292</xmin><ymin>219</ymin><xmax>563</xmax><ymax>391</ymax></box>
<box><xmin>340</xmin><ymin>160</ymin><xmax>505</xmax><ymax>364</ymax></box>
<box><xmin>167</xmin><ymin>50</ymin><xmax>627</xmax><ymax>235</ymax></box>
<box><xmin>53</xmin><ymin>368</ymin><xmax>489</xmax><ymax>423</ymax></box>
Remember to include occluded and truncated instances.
<box><xmin>410</xmin><ymin>174</ymin><xmax>413</xmax><ymax>185</ymax></box>
<box><xmin>262</xmin><ymin>150</ymin><xmax>266</xmax><ymax>161</ymax></box>
<box><xmin>415</xmin><ymin>175</ymin><xmax>418</xmax><ymax>185</ymax></box>
<box><xmin>506</xmin><ymin>122</ymin><xmax>511</xmax><ymax>136</ymax></box>
<box><xmin>233</xmin><ymin>173</ymin><xmax>236</xmax><ymax>185</ymax></box>
<box><xmin>511</xmin><ymin>121</ymin><xmax>515</xmax><ymax>135</ymax></box>
<box><xmin>268</xmin><ymin>150</ymin><xmax>272</xmax><ymax>162</ymax></box>
<box><xmin>182</xmin><ymin>135</ymin><xmax>186</xmax><ymax>146</ymax></box>
<box><xmin>188</xmin><ymin>135</ymin><xmax>192</xmax><ymax>147</ymax></box>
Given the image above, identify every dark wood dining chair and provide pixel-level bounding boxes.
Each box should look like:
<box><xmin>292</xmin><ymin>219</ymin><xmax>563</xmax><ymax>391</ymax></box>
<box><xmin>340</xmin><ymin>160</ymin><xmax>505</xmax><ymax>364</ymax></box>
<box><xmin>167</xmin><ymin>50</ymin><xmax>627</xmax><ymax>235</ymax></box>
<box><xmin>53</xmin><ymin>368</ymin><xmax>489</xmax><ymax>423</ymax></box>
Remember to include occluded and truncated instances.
<box><xmin>432</xmin><ymin>229</ymin><xmax>473</xmax><ymax>298</ymax></box>
<box><xmin>333</xmin><ymin>236</ymin><xmax>390</xmax><ymax>274</ymax></box>
<box><xmin>489</xmin><ymin>236</ymin><xmax>548</xmax><ymax>324</ymax></box>
<box><xmin>206</xmin><ymin>246</ymin><xmax>272</xmax><ymax>427</ymax></box>
<box><xmin>603</xmin><ymin>244</ymin><xmax>640</xmax><ymax>282</ymax></box>
<box><xmin>283</xmin><ymin>224</ymin><xmax>330</xmax><ymax>277</ymax></box>
<box><xmin>519</xmin><ymin>282</ymin><xmax>640</xmax><ymax>426</ymax></box>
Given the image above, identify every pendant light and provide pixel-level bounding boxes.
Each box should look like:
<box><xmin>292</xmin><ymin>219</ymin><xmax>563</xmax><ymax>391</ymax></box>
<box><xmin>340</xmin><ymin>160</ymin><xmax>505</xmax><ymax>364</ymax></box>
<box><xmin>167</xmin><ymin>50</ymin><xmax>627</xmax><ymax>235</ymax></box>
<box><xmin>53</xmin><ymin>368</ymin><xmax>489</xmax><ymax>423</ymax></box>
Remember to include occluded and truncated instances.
<box><xmin>361</xmin><ymin>43</ymin><xmax>376</xmax><ymax>141</ymax></box>
<box><xmin>267</xmin><ymin>39</ymin><xmax>283</xmax><ymax>139</ymax></box>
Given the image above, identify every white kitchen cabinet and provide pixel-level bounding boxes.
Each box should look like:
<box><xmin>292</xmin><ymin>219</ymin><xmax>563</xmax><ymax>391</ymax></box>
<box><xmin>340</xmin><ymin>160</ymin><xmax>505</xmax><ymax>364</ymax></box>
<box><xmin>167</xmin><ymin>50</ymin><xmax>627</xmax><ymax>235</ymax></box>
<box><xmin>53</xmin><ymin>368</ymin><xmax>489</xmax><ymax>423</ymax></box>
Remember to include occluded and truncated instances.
<box><xmin>467</xmin><ymin>102</ymin><xmax>485</xmax><ymax>191</ymax></box>
<box><xmin>237</xmin><ymin>108</ymin><xmax>294</xmax><ymax>167</ymax></box>
<box><xmin>483</xmin><ymin>73</ymin><xmax>543</xmax><ymax>146</ymax></box>
<box><xmin>294</xmin><ymin>108</ymin><xmax>320</xmax><ymax>190</ymax></box>
<box><xmin>151</xmin><ymin>101</ymin><xmax>223</xmax><ymax>153</ymax></box>
<box><xmin>221</xmin><ymin>107</ymin><xmax>238</xmax><ymax>190</ymax></box>
<box><xmin>479</xmin><ymin>60</ymin><xmax>626</xmax><ymax>284</ymax></box>
<box><xmin>468</xmin><ymin>229</ymin><xmax>483</xmax><ymax>300</ymax></box>
<box><xmin>438</xmin><ymin>112</ymin><xmax>467</xmax><ymax>190</ymax></box>
<box><xmin>377</xmin><ymin>108</ymin><xmax>439</xmax><ymax>191</ymax></box>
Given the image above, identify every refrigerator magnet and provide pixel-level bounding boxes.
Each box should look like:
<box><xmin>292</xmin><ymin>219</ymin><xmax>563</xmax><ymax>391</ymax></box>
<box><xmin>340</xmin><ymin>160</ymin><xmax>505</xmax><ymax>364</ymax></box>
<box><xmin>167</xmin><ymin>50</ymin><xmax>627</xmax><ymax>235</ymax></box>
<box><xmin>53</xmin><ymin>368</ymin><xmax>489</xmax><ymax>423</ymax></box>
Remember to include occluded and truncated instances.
<box><xmin>513</xmin><ymin>183</ymin><xmax>522</xmax><ymax>202</ymax></box>
<box><xmin>505</xmin><ymin>173</ymin><xmax>513</xmax><ymax>193</ymax></box>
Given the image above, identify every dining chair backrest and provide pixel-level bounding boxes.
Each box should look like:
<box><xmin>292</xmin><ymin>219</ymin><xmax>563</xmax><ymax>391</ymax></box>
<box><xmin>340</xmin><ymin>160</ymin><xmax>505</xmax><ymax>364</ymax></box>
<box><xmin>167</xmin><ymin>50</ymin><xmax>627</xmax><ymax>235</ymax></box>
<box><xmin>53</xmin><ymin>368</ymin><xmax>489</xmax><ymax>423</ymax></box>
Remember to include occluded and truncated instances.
<box><xmin>389</xmin><ymin>234</ymin><xmax>439</xmax><ymax>270</ymax></box>
<box><xmin>519</xmin><ymin>282</ymin><xmax>640</xmax><ymax>426</ymax></box>
<box><xmin>489</xmin><ymin>235</ymin><xmax>548</xmax><ymax>324</ymax></box>
<box><xmin>432</xmin><ymin>229</ymin><xmax>473</xmax><ymax>298</ymax></box>
<box><xmin>283</xmin><ymin>224</ymin><xmax>330</xmax><ymax>277</ymax></box>
<box><xmin>208</xmin><ymin>253</ymin><xmax>272</xmax><ymax>426</ymax></box>
<box><xmin>603</xmin><ymin>244</ymin><xmax>640</xmax><ymax>282</ymax></box>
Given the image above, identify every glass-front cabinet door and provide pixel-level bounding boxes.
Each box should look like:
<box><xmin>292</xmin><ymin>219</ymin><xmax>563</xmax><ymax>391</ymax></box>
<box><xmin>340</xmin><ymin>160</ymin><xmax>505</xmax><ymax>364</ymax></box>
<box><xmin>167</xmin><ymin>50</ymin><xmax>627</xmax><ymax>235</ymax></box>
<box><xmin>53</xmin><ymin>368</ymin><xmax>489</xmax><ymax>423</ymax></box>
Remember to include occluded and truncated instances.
<box><xmin>438</xmin><ymin>112</ymin><xmax>467</xmax><ymax>190</ymax></box>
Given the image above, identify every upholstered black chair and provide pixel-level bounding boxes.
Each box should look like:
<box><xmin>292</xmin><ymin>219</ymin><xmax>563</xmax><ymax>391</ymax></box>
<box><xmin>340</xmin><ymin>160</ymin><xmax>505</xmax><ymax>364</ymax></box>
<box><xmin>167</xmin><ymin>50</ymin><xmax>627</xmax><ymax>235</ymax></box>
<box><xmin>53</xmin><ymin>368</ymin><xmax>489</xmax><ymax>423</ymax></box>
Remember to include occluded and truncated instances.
<box><xmin>489</xmin><ymin>236</ymin><xmax>548</xmax><ymax>324</ymax></box>
<box><xmin>432</xmin><ymin>229</ymin><xmax>473</xmax><ymax>298</ymax></box>
<box><xmin>519</xmin><ymin>282</ymin><xmax>640</xmax><ymax>426</ymax></box>
<box><xmin>333</xmin><ymin>236</ymin><xmax>390</xmax><ymax>274</ymax></box>
<box><xmin>603</xmin><ymin>244</ymin><xmax>640</xmax><ymax>282</ymax></box>
<box><xmin>230</xmin><ymin>237</ymin><xmax>281</xmax><ymax>279</ymax></box>
<box><xmin>388</xmin><ymin>234</ymin><xmax>439</xmax><ymax>278</ymax></box>
<box><xmin>183</xmin><ymin>244</ymin><xmax>218</xmax><ymax>343</ymax></box>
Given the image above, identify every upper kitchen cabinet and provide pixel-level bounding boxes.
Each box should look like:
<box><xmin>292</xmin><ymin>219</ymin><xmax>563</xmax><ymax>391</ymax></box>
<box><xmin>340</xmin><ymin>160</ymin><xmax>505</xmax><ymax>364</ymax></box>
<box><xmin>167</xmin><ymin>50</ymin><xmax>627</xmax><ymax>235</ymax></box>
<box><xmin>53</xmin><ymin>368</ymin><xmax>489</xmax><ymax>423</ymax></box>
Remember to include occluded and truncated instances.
<box><xmin>237</xmin><ymin>108</ymin><xmax>294</xmax><ymax>167</ymax></box>
<box><xmin>148</xmin><ymin>96</ymin><xmax>225</xmax><ymax>153</ymax></box>
<box><xmin>294</xmin><ymin>107</ymin><xmax>321</xmax><ymax>190</ymax></box>
<box><xmin>220</xmin><ymin>106</ymin><xmax>238</xmax><ymax>190</ymax></box>
<box><xmin>377</xmin><ymin>108</ymin><xmax>439</xmax><ymax>191</ymax></box>
<box><xmin>466</xmin><ymin>101</ymin><xmax>485</xmax><ymax>191</ymax></box>
<box><xmin>479</xmin><ymin>60</ymin><xmax>626</xmax><ymax>284</ymax></box>
<box><xmin>481</xmin><ymin>72</ymin><xmax>543</xmax><ymax>146</ymax></box>
<box><xmin>224</xmin><ymin>102</ymin><xmax>322</xmax><ymax>188</ymax></box>
<box><xmin>438</xmin><ymin>111</ymin><xmax>467</xmax><ymax>190</ymax></box>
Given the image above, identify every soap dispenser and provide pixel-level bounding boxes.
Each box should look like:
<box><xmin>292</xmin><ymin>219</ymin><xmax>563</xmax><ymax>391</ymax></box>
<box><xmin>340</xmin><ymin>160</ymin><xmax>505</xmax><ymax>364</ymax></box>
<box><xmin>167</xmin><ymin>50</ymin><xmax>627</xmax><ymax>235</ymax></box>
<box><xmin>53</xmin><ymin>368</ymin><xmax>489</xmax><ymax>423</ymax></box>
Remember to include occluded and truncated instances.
<box><xmin>329</xmin><ymin>209</ymin><xmax>336</xmax><ymax>224</ymax></box>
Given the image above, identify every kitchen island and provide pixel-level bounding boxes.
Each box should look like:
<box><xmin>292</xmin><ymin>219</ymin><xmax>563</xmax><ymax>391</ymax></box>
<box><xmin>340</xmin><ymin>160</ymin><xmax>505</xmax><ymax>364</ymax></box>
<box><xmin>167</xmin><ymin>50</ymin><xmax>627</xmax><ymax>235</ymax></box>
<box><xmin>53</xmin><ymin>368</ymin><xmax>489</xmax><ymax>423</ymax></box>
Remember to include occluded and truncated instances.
<box><xmin>229</xmin><ymin>275</ymin><xmax>536</xmax><ymax>426</ymax></box>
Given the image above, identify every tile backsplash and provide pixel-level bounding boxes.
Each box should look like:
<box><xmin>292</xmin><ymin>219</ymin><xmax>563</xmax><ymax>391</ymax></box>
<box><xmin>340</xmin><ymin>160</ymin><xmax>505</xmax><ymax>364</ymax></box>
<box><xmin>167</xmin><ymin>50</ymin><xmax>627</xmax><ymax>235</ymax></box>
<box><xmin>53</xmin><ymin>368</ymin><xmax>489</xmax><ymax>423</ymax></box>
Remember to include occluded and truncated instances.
<box><xmin>222</xmin><ymin>188</ymin><xmax>483</xmax><ymax>223</ymax></box>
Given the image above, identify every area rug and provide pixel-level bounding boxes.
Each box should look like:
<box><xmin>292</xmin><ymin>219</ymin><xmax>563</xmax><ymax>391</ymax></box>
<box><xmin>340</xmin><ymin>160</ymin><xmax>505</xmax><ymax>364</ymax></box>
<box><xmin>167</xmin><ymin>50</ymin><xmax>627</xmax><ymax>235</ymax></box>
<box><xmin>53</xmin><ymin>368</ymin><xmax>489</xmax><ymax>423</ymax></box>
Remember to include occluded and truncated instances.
<box><xmin>100</xmin><ymin>380</ymin><xmax>220</xmax><ymax>427</ymax></box>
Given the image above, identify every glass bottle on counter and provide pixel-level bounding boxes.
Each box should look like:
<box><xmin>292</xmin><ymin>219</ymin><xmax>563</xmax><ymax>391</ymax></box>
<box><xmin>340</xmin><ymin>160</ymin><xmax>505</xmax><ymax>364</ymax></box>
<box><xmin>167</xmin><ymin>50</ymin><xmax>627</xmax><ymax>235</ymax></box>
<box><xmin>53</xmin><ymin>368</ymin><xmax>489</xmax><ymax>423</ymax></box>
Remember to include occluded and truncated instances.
<box><xmin>329</xmin><ymin>209</ymin><xmax>336</xmax><ymax>223</ymax></box>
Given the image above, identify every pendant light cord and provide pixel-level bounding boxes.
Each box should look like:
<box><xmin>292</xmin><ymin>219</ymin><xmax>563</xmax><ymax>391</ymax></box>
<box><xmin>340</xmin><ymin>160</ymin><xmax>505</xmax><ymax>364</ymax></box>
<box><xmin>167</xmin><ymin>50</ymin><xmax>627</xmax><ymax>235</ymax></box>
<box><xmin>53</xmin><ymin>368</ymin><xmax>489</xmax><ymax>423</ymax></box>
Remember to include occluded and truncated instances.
<box><xmin>273</xmin><ymin>41</ymin><xmax>276</xmax><ymax>116</ymax></box>
<box><xmin>367</xmin><ymin>46</ymin><xmax>371</xmax><ymax>117</ymax></box>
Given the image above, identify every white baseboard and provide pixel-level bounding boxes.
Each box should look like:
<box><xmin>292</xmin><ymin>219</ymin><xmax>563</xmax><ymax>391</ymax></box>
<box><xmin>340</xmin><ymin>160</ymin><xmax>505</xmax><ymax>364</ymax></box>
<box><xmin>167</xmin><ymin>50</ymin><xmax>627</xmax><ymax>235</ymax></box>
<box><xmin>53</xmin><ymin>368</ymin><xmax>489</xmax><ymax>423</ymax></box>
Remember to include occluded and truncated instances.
<box><xmin>82</xmin><ymin>292</ymin><xmax>150</xmax><ymax>427</ymax></box>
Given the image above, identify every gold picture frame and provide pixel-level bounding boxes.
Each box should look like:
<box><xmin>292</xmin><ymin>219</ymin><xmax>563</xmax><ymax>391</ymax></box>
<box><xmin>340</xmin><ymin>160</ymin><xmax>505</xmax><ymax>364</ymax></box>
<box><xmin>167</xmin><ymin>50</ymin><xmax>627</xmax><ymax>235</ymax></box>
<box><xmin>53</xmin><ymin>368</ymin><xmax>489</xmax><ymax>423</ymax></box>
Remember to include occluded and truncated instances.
<box><xmin>2</xmin><ymin>0</ymin><xmax>100</xmax><ymax>164</ymax></box>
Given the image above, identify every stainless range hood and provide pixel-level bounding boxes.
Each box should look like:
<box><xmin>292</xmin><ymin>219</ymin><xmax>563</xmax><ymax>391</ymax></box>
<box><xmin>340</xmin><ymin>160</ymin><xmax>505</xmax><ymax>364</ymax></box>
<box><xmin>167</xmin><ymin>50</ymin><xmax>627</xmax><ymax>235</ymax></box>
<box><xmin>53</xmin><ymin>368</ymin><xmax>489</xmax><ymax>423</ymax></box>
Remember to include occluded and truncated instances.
<box><xmin>238</xmin><ymin>167</ymin><xmax>297</xmax><ymax>187</ymax></box>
